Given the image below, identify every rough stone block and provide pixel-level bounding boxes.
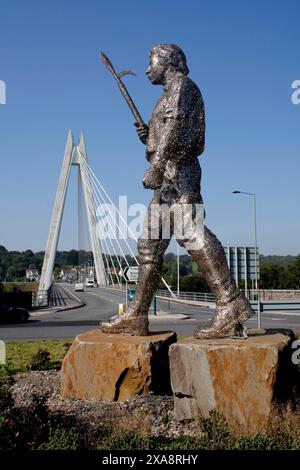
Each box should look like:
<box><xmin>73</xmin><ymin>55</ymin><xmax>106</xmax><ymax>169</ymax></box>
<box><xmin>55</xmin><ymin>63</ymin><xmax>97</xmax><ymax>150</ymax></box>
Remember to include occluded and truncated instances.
<box><xmin>61</xmin><ymin>330</ymin><xmax>177</xmax><ymax>401</ymax></box>
<box><xmin>169</xmin><ymin>329</ymin><xmax>298</xmax><ymax>431</ymax></box>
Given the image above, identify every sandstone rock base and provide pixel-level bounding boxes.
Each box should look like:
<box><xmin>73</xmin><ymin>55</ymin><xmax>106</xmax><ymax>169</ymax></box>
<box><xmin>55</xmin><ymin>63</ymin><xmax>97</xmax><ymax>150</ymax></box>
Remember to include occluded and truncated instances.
<box><xmin>169</xmin><ymin>329</ymin><xmax>297</xmax><ymax>431</ymax></box>
<box><xmin>61</xmin><ymin>330</ymin><xmax>176</xmax><ymax>401</ymax></box>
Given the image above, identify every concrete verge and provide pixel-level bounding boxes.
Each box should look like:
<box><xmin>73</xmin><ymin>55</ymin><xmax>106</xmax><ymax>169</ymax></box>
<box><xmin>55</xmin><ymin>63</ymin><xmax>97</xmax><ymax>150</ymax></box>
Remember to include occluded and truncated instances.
<box><xmin>149</xmin><ymin>310</ymin><xmax>190</xmax><ymax>322</ymax></box>
<box><xmin>30</xmin><ymin>301</ymin><xmax>85</xmax><ymax>316</ymax></box>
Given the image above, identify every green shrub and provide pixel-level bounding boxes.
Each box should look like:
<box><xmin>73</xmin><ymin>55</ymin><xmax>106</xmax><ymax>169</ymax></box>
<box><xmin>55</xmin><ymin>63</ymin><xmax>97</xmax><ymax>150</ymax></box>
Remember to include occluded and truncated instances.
<box><xmin>158</xmin><ymin>435</ymin><xmax>204</xmax><ymax>450</ymax></box>
<box><xmin>0</xmin><ymin>378</ymin><xmax>14</xmax><ymax>412</ymax></box>
<box><xmin>237</xmin><ymin>432</ymin><xmax>300</xmax><ymax>450</ymax></box>
<box><xmin>196</xmin><ymin>410</ymin><xmax>236</xmax><ymax>449</ymax></box>
<box><xmin>0</xmin><ymin>362</ymin><xmax>14</xmax><ymax>377</ymax></box>
<box><xmin>97</xmin><ymin>430</ymin><xmax>152</xmax><ymax>450</ymax></box>
<box><xmin>63</xmin><ymin>342</ymin><xmax>72</xmax><ymax>353</ymax></box>
<box><xmin>235</xmin><ymin>433</ymin><xmax>275</xmax><ymax>450</ymax></box>
<box><xmin>29</xmin><ymin>349</ymin><xmax>52</xmax><ymax>371</ymax></box>
<box><xmin>0</xmin><ymin>394</ymin><xmax>50</xmax><ymax>450</ymax></box>
<box><xmin>38</xmin><ymin>427</ymin><xmax>82</xmax><ymax>450</ymax></box>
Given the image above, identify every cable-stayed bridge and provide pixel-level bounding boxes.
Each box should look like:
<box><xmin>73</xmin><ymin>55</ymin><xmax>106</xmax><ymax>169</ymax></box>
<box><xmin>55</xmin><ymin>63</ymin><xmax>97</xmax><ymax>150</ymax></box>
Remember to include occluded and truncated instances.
<box><xmin>38</xmin><ymin>132</ymin><xmax>173</xmax><ymax>302</ymax></box>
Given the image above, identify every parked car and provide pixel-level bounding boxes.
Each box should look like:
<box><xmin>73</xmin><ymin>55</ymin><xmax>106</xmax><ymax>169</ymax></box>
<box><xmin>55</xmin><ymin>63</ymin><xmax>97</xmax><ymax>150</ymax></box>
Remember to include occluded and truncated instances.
<box><xmin>0</xmin><ymin>305</ymin><xmax>30</xmax><ymax>324</ymax></box>
<box><xmin>128</xmin><ymin>289</ymin><xmax>136</xmax><ymax>301</ymax></box>
<box><xmin>75</xmin><ymin>282</ymin><xmax>84</xmax><ymax>292</ymax></box>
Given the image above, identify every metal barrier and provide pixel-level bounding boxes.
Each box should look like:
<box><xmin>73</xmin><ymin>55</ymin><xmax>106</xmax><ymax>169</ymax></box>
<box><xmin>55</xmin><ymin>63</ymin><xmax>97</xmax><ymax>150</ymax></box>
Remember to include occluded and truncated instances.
<box><xmin>96</xmin><ymin>285</ymin><xmax>300</xmax><ymax>314</ymax></box>
<box><xmin>156</xmin><ymin>289</ymin><xmax>215</xmax><ymax>303</ymax></box>
<box><xmin>247</xmin><ymin>290</ymin><xmax>300</xmax><ymax>301</ymax></box>
<box><xmin>250</xmin><ymin>301</ymin><xmax>300</xmax><ymax>312</ymax></box>
<box><xmin>156</xmin><ymin>290</ymin><xmax>300</xmax><ymax>313</ymax></box>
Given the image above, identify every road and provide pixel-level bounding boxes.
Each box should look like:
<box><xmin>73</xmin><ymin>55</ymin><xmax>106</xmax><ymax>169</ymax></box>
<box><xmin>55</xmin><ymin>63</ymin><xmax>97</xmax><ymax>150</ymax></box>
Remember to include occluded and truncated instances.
<box><xmin>1</xmin><ymin>285</ymin><xmax>300</xmax><ymax>341</ymax></box>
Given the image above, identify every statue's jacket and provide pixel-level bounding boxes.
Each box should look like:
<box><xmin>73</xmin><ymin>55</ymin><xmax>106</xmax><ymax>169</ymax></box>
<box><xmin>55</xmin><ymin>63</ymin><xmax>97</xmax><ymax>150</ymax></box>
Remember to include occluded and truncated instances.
<box><xmin>146</xmin><ymin>72</ymin><xmax>205</xmax><ymax>203</ymax></box>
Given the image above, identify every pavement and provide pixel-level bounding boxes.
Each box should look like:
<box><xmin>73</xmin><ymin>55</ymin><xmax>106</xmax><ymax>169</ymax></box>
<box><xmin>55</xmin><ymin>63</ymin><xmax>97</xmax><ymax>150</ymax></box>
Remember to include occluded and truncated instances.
<box><xmin>149</xmin><ymin>310</ymin><xmax>189</xmax><ymax>322</ymax></box>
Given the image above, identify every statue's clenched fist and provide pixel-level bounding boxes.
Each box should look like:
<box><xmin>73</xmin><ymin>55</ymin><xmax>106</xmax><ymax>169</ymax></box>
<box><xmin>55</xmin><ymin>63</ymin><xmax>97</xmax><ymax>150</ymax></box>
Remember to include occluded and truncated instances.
<box><xmin>142</xmin><ymin>166</ymin><xmax>163</xmax><ymax>189</ymax></box>
<box><xmin>135</xmin><ymin>123</ymin><xmax>149</xmax><ymax>144</ymax></box>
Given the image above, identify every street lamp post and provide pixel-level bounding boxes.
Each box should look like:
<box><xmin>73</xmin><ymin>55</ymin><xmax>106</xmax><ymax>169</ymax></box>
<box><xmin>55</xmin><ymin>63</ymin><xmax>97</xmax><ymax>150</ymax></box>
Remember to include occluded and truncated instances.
<box><xmin>232</xmin><ymin>190</ymin><xmax>260</xmax><ymax>328</ymax></box>
<box><xmin>177</xmin><ymin>242</ymin><xmax>180</xmax><ymax>297</ymax></box>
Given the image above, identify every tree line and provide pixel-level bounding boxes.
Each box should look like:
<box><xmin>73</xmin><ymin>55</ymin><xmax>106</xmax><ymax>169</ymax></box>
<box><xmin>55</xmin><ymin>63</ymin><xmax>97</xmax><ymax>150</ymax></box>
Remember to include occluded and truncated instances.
<box><xmin>0</xmin><ymin>245</ymin><xmax>299</xmax><ymax>291</ymax></box>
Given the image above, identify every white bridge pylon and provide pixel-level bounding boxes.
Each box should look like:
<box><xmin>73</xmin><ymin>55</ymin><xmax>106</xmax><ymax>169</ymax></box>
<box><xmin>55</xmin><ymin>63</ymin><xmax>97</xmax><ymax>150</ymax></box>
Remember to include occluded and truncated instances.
<box><xmin>39</xmin><ymin>131</ymin><xmax>107</xmax><ymax>292</ymax></box>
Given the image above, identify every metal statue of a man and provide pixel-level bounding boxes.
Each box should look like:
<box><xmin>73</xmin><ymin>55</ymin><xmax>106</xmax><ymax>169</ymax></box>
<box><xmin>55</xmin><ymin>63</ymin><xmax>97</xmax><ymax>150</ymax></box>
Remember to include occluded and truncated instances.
<box><xmin>101</xmin><ymin>44</ymin><xmax>254</xmax><ymax>338</ymax></box>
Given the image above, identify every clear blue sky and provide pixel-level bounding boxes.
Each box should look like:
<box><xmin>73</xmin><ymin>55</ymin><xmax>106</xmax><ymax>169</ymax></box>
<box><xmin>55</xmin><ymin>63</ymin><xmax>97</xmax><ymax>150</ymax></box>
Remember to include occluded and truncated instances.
<box><xmin>0</xmin><ymin>0</ymin><xmax>299</xmax><ymax>255</ymax></box>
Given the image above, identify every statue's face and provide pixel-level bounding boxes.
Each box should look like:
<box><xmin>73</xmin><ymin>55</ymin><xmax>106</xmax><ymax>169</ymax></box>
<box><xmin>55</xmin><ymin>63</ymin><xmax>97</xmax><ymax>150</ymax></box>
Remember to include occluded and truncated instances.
<box><xmin>146</xmin><ymin>51</ymin><xmax>166</xmax><ymax>85</ymax></box>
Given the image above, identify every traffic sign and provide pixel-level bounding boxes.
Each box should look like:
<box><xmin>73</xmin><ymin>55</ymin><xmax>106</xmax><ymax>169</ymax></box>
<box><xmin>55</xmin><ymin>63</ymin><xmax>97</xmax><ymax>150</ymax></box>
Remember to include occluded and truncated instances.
<box><xmin>123</xmin><ymin>266</ymin><xmax>139</xmax><ymax>282</ymax></box>
<box><xmin>224</xmin><ymin>246</ymin><xmax>260</xmax><ymax>282</ymax></box>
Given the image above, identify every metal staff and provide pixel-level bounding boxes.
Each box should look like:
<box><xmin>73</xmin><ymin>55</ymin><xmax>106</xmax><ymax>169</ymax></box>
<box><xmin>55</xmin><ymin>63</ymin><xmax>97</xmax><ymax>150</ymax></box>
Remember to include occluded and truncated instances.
<box><xmin>100</xmin><ymin>51</ymin><xmax>146</xmax><ymax>128</ymax></box>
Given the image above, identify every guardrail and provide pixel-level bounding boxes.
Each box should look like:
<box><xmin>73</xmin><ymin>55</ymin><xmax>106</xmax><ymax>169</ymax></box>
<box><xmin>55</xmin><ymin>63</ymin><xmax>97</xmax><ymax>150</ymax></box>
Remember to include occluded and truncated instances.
<box><xmin>156</xmin><ymin>289</ymin><xmax>215</xmax><ymax>303</ymax></box>
<box><xmin>247</xmin><ymin>289</ymin><xmax>300</xmax><ymax>301</ymax></box>
<box><xmin>250</xmin><ymin>301</ymin><xmax>300</xmax><ymax>312</ymax></box>
<box><xmin>98</xmin><ymin>285</ymin><xmax>300</xmax><ymax>313</ymax></box>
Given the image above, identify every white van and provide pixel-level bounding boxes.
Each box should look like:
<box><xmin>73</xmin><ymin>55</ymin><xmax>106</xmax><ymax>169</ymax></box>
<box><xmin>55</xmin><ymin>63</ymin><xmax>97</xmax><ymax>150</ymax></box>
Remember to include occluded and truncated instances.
<box><xmin>85</xmin><ymin>278</ymin><xmax>94</xmax><ymax>287</ymax></box>
<box><xmin>75</xmin><ymin>282</ymin><xmax>84</xmax><ymax>292</ymax></box>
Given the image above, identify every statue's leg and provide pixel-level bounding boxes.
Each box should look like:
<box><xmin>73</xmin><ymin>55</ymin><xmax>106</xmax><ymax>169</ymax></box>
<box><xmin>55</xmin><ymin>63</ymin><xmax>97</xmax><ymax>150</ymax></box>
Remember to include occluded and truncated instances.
<box><xmin>100</xmin><ymin>198</ymin><xmax>170</xmax><ymax>335</ymax></box>
<box><xmin>179</xmin><ymin>225</ymin><xmax>255</xmax><ymax>339</ymax></box>
<box><xmin>129</xmin><ymin>235</ymin><xmax>169</xmax><ymax>311</ymax></box>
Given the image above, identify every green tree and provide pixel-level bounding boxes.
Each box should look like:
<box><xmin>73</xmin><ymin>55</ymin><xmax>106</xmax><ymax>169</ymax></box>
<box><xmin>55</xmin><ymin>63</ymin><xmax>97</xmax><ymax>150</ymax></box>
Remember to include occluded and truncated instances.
<box><xmin>180</xmin><ymin>274</ymin><xmax>210</xmax><ymax>292</ymax></box>
<box><xmin>289</xmin><ymin>255</ymin><xmax>300</xmax><ymax>289</ymax></box>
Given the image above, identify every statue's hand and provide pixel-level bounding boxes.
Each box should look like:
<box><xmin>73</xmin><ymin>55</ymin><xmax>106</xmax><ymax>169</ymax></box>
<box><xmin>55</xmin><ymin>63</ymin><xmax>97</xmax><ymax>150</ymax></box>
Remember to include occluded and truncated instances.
<box><xmin>134</xmin><ymin>123</ymin><xmax>149</xmax><ymax>144</ymax></box>
<box><xmin>142</xmin><ymin>166</ymin><xmax>163</xmax><ymax>189</ymax></box>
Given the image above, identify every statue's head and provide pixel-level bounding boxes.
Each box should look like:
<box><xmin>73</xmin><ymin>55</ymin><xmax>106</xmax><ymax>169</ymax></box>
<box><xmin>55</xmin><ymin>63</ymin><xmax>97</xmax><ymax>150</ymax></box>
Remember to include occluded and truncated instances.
<box><xmin>146</xmin><ymin>44</ymin><xmax>189</xmax><ymax>84</ymax></box>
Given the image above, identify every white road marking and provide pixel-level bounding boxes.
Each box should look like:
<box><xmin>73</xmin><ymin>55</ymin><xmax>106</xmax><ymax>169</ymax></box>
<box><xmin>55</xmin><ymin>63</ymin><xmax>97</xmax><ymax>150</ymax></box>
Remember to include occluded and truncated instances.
<box><xmin>263</xmin><ymin>311</ymin><xmax>300</xmax><ymax>317</ymax></box>
<box><xmin>270</xmin><ymin>318</ymin><xmax>287</xmax><ymax>321</ymax></box>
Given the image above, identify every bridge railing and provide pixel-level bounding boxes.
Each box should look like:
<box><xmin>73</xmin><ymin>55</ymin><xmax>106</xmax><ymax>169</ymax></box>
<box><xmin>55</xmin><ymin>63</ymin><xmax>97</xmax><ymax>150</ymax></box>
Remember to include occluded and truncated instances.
<box><xmin>156</xmin><ymin>289</ymin><xmax>215</xmax><ymax>303</ymax></box>
<box><xmin>99</xmin><ymin>285</ymin><xmax>300</xmax><ymax>311</ymax></box>
<box><xmin>248</xmin><ymin>289</ymin><xmax>300</xmax><ymax>301</ymax></box>
<box><xmin>250</xmin><ymin>300</ymin><xmax>300</xmax><ymax>312</ymax></box>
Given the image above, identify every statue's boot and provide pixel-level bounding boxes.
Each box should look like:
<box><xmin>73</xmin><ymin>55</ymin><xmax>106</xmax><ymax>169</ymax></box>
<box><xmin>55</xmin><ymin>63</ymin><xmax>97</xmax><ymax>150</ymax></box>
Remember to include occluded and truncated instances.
<box><xmin>99</xmin><ymin>311</ymin><xmax>149</xmax><ymax>336</ymax></box>
<box><xmin>100</xmin><ymin>262</ymin><xmax>160</xmax><ymax>336</ymax></box>
<box><xmin>193</xmin><ymin>294</ymin><xmax>252</xmax><ymax>339</ymax></box>
<box><xmin>187</xmin><ymin>227</ymin><xmax>255</xmax><ymax>340</ymax></box>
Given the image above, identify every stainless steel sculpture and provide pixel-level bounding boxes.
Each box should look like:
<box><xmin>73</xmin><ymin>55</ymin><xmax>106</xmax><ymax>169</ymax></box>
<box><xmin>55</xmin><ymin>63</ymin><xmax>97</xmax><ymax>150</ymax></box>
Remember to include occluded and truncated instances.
<box><xmin>100</xmin><ymin>44</ymin><xmax>254</xmax><ymax>338</ymax></box>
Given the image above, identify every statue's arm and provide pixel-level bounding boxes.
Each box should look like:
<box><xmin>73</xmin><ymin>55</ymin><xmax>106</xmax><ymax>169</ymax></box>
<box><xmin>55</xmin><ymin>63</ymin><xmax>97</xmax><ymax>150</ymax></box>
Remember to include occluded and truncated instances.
<box><xmin>149</xmin><ymin>90</ymin><xmax>182</xmax><ymax>170</ymax></box>
<box><xmin>142</xmin><ymin>94</ymin><xmax>182</xmax><ymax>190</ymax></box>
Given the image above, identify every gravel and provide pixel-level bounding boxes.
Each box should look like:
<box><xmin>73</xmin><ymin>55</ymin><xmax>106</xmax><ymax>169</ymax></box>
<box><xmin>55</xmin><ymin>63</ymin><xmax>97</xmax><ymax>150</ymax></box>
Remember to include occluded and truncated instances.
<box><xmin>11</xmin><ymin>370</ymin><xmax>201</xmax><ymax>439</ymax></box>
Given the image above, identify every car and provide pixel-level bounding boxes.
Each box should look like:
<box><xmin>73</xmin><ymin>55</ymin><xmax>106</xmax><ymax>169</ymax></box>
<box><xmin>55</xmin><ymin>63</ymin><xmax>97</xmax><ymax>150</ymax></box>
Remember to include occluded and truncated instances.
<box><xmin>85</xmin><ymin>278</ymin><xmax>94</xmax><ymax>287</ymax></box>
<box><xmin>128</xmin><ymin>289</ymin><xmax>136</xmax><ymax>301</ymax></box>
<box><xmin>75</xmin><ymin>282</ymin><xmax>84</xmax><ymax>292</ymax></box>
<box><xmin>0</xmin><ymin>305</ymin><xmax>30</xmax><ymax>324</ymax></box>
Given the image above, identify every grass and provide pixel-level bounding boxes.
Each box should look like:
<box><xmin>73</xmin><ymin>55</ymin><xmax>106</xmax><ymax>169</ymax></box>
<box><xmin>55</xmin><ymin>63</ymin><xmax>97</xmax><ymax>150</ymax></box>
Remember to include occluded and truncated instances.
<box><xmin>0</xmin><ymin>335</ymin><xmax>183</xmax><ymax>377</ymax></box>
<box><xmin>0</xmin><ymin>339</ymin><xmax>73</xmax><ymax>376</ymax></box>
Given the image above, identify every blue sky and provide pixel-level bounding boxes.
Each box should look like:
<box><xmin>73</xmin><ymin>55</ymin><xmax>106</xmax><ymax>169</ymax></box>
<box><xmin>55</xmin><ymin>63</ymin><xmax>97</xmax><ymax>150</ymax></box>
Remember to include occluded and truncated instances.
<box><xmin>0</xmin><ymin>0</ymin><xmax>299</xmax><ymax>255</ymax></box>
